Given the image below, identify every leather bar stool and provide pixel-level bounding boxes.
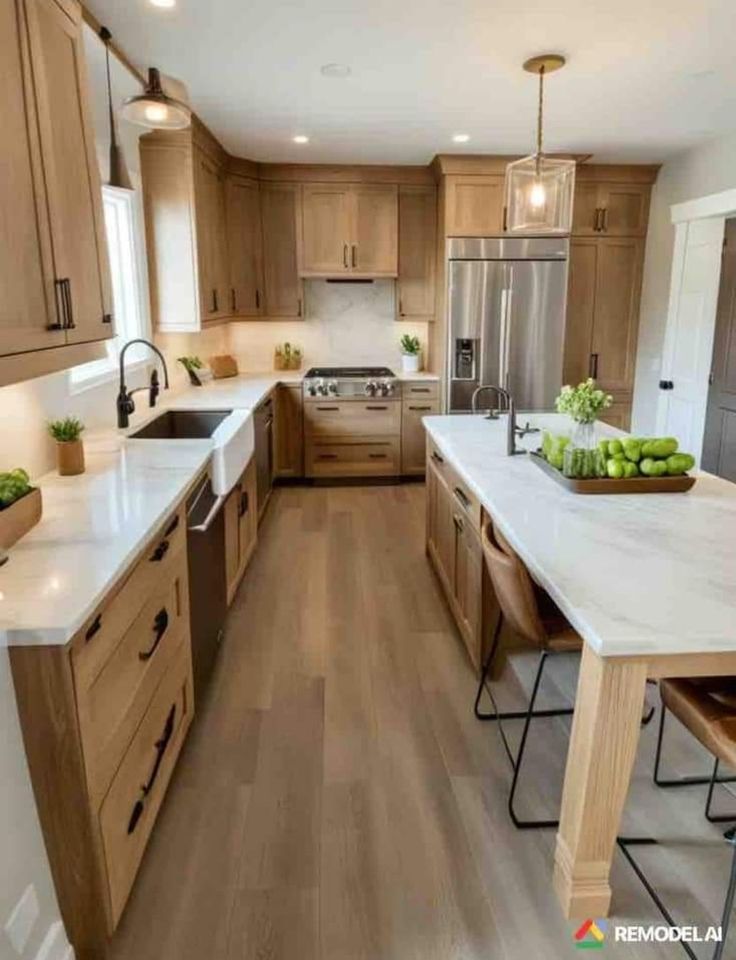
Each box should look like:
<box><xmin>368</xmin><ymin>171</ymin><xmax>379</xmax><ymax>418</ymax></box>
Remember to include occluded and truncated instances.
<box><xmin>474</xmin><ymin>518</ymin><xmax>583</xmax><ymax>829</ymax></box>
<box><xmin>620</xmin><ymin>678</ymin><xmax>736</xmax><ymax>960</ymax></box>
<box><xmin>654</xmin><ymin>677</ymin><xmax>736</xmax><ymax>821</ymax></box>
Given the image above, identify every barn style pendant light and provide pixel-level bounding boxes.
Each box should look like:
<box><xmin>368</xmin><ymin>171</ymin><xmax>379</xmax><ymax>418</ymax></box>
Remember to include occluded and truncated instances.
<box><xmin>99</xmin><ymin>27</ymin><xmax>132</xmax><ymax>190</ymax></box>
<box><xmin>121</xmin><ymin>67</ymin><xmax>191</xmax><ymax>131</ymax></box>
<box><xmin>504</xmin><ymin>54</ymin><xmax>575</xmax><ymax>234</ymax></box>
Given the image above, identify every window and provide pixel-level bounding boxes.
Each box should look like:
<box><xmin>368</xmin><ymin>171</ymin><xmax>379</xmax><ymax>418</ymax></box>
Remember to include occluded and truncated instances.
<box><xmin>69</xmin><ymin>186</ymin><xmax>150</xmax><ymax>390</ymax></box>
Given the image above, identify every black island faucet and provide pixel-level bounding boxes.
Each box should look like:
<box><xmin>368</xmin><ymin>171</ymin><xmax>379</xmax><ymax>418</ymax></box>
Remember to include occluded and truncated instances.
<box><xmin>117</xmin><ymin>338</ymin><xmax>170</xmax><ymax>429</ymax></box>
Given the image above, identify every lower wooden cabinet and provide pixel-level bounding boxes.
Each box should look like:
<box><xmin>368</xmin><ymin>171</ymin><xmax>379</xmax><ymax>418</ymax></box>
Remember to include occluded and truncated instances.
<box><xmin>402</xmin><ymin>397</ymin><xmax>440</xmax><ymax>474</ymax></box>
<box><xmin>306</xmin><ymin>438</ymin><xmax>401</xmax><ymax>478</ymax></box>
<box><xmin>274</xmin><ymin>384</ymin><xmax>304</xmax><ymax>478</ymax></box>
<box><xmin>9</xmin><ymin>500</ymin><xmax>196</xmax><ymax>957</ymax></box>
<box><xmin>224</xmin><ymin>456</ymin><xmax>258</xmax><ymax>605</ymax></box>
<box><xmin>426</xmin><ymin>441</ymin><xmax>483</xmax><ymax>668</ymax></box>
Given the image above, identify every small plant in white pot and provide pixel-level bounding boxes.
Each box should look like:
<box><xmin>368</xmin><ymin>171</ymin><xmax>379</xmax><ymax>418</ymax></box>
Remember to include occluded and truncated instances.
<box><xmin>400</xmin><ymin>334</ymin><xmax>422</xmax><ymax>374</ymax></box>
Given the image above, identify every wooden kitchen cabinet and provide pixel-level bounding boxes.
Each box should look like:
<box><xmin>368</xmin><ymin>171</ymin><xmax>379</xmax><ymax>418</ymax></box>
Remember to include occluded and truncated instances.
<box><xmin>274</xmin><ymin>383</ymin><xmax>304</xmax><ymax>478</ymax></box>
<box><xmin>10</xmin><ymin>501</ymin><xmax>195</xmax><ymax>957</ymax></box>
<box><xmin>0</xmin><ymin>0</ymin><xmax>112</xmax><ymax>386</ymax></box>
<box><xmin>398</xmin><ymin>185</ymin><xmax>437</xmax><ymax>320</ymax></box>
<box><xmin>402</xmin><ymin>396</ymin><xmax>440</xmax><ymax>475</ymax></box>
<box><xmin>260</xmin><ymin>182</ymin><xmax>304</xmax><ymax>318</ymax></box>
<box><xmin>300</xmin><ymin>183</ymin><xmax>398</xmax><ymax>277</ymax></box>
<box><xmin>572</xmin><ymin>179</ymin><xmax>651</xmax><ymax>238</ymax></box>
<box><xmin>444</xmin><ymin>175</ymin><xmax>505</xmax><ymax>236</ymax></box>
<box><xmin>224</xmin><ymin>457</ymin><xmax>258</xmax><ymax>605</ymax></box>
<box><xmin>563</xmin><ymin>237</ymin><xmax>644</xmax><ymax>400</ymax></box>
<box><xmin>194</xmin><ymin>149</ymin><xmax>230</xmax><ymax>321</ymax></box>
<box><xmin>226</xmin><ymin>175</ymin><xmax>264</xmax><ymax>317</ymax></box>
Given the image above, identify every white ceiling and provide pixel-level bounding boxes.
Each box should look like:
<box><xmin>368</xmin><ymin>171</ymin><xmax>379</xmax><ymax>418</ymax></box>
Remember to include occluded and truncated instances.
<box><xmin>86</xmin><ymin>0</ymin><xmax>736</xmax><ymax>166</ymax></box>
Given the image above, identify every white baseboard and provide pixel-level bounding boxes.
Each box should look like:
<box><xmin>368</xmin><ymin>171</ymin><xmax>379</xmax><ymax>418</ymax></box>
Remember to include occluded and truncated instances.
<box><xmin>33</xmin><ymin>922</ymin><xmax>73</xmax><ymax>960</ymax></box>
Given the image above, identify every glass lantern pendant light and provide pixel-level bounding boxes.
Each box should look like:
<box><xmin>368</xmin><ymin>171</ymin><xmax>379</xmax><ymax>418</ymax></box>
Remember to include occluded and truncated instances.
<box><xmin>504</xmin><ymin>54</ymin><xmax>576</xmax><ymax>234</ymax></box>
<box><xmin>121</xmin><ymin>67</ymin><xmax>191</xmax><ymax>131</ymax></box>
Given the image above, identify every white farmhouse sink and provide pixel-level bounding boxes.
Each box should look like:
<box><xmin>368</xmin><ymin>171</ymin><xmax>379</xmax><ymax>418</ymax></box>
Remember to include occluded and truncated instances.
<box><xmin>126</xmin><ymin>408</ymin><xmax>254</xmax><ymax>496</ymax></box>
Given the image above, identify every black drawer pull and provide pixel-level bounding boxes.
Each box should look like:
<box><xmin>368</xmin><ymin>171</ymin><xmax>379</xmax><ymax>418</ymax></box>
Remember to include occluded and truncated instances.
<box><xmin>454</xmin><ymin>486</ymin><xmax>471</xmax><ymax>509</ymax></box>
<box><xmin>127</xmin><ymin>704</ymin><xmax>177</xmax><ymax>835</ymax></box>
<box><xmin>431</xmin><ymin>450</ymin><xmax>444</xmax><ymax>465</ymax></box>
<box><xmin>150</xmin><ymin>539</ymin><xmax>170</xmax><ymax>563</ymax></box>
<box><xmin>453</xmin><ymin>514</ymin><xmax>465</xmax><ymax>533</ymax></box>
<box><xmin>63</xmin><ymin>279</ymin><xmax>75</xmax><ymax>330</ymax></box>
<box><xmin>366</xmin><ymin>405</ymin><xmax>388</xmax><ymax>411</ymax></box>
<box><xmin>238</xmin><ymin>490</ymin><xmax>249</xmax><ymax>517</ymax></box>
<box><xmin>659</xmin><ymin>379</ymin><xmax>674</xmax><ymax>391</ymax></box>
<box><xmin>85</xmin><ymin>614</ymin><xmax>102</xmax><ymax>643</ymax></box>
<box><xmin>369</xmin><ymin>453</ymin><xmax>388</xmax><ymax>460</ymax></box>
<box><xmin>589</xmin><ymin>353</ymin><xmax>599</xmax><ymax>379</ymax></box>
<box><xmin>102</xmin><ymin>313</ymin><xmax>113</xmax><ymax>324</ymax></box>
<box><xmin>139</xmin><ymin>608</ymin><xmax>169</xmax><ymax>661</ymax></box>
<box><xmin>409</xmin><ymin>405</ymin><xmax>432</xmax><ymax>412</ymax></box>
<box><xmin>410</xmin><ymin>388</ymin><xmax>431</xmax><ymax>394</ymax></box>
<box><xmin>164</xmin><ymin>515</ymin><xmax>180</xmax><ymax>537</ymax></box>
<box><xmin>317</xmin><ymin>453</ymin><xmax>338</xmax><ymax>460</ymax></box>
<box><xmin>316</xmin><ymin>406</ymin><xmax>340</xmax><ymax>411</ymax></box>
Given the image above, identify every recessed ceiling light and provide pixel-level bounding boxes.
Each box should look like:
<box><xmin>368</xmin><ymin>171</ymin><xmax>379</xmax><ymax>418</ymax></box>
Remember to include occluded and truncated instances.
<box><xmin>453</xmin><ymin>134</ymin><xmax>470</xmax><ymax>143</ymax></box>
<box><xmin>150</xmin><ymin>0</ymin><xmax>176</xmax><ymax>7</ymax></box>
<box><xmin>293</xmin><ymin>135</ymin><xmax>309</xmax><ymax>144</ymax></box>
<box><xmin>321</xmin><ymin>63</ymin><xmax>351</xmax><ymax>79</ymax></box>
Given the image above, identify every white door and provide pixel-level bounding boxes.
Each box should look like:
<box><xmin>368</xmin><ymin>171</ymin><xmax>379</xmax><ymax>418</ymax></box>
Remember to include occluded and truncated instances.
<box><xmin>656</xmin><ymin>217</ymin><xmax>725</xmax><ymax>462</ymax></box>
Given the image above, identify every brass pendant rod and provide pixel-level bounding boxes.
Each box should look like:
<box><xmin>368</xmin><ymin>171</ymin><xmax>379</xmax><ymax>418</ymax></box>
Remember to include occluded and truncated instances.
<box><xmin>536</xmin><ymin>65</ymin><xmax>545</xmax><ymax>176</ymax></box>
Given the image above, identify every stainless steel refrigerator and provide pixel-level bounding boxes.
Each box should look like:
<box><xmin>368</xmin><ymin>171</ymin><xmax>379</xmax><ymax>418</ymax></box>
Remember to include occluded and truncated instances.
<box><xmin>446</xmin><ymin>236</ymin><xmax>569</xmax><ymax>413</ymax></box>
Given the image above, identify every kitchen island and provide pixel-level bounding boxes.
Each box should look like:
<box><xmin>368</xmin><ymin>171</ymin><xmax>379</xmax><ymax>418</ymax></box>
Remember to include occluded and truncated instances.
<box><xmin>423</xmin><ymin>412</ymin><xmax>736</xmax><ymax>920</ymax></box>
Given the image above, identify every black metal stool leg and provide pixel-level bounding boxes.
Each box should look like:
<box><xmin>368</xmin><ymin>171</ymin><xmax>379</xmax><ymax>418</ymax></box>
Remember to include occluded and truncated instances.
<box><xmin>714</xmin><ymin>828</ymin><xmax>736</xmax><ymax>960</ymax></box>
<box><xmin>507</xmin><ymin>651</ymin><xmax>563</xmax><ymax>830</ymax></box>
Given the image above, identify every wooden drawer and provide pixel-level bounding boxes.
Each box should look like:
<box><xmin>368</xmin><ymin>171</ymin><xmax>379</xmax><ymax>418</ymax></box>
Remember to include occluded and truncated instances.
<box><xmin>77</xmin><ymin>554</ymin><xmax>190</xmax><ymax>805</ymax></box>
<box><xmin>72</xmin><ymin>507</ymin><xmax>186</xmax><ymax>694</ymax></box>
<box><xmin>426</xmin><ymin>438</ymin><xmax>481</xmax><ymax>532</ymax></box>
<box><xmin>304</xmin><ymin>399</ymin><xmax>401</xmax><ymax>439</ymax></box>
<box><xmin>306</xmin><ymin>438</ymin><xmax>401</xmax><ymax>477</ymax></box>
<box><xmin>99</xmin><ymin>640</ymin><xmax>194</xmax><ymax>929</ymax></box>
<box><xmin>402</xmin><ymin>380</ymin><xmax>440</xmax><ymax>400</ymax></box>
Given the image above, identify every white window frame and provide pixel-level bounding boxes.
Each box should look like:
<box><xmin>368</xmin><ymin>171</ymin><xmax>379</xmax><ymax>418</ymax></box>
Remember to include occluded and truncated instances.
<box><xmin>69</xmin><ymin>186</ymin><xmax>151</xmax><ymax>392</ymax></box>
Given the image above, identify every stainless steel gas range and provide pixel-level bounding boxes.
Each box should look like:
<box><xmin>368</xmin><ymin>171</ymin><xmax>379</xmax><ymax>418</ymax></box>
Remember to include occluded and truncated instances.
<box><xmin>302</xmin><ymin>367</ymin><xmax>402</xmax><ymax>478</ymax></box>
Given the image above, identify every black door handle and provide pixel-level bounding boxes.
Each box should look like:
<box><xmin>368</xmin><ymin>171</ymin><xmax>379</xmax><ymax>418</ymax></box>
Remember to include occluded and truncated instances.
<box><xmin>589</xmin><ymin>353</ymin><xmax>599</xmax><ymax>379</ymax></box>
<box><xmin>139</xmin><ymin>607</ymin><xmax>169</xmax><ymax>661</ymax></box>
<box><xmin>238</xmin><ymin>490</ymin><xmax>249</xmax><ymax>517</ymax></box>
<box><xmin>127</xmin><ymin>704</ymin><xmax>177</xmax><ymax>835</ymax></box>
<box><xmin>658</xmin><ymin>380</ymin><xmax>674</xmax><ymax>391</ymax></box>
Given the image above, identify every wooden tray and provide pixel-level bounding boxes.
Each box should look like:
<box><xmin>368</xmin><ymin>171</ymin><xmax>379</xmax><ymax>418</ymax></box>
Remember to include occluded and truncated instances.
<box><xmin>0</xmin><ymin>487</ymin><xmax>43</xmax><ymax>550</ymax></box>
<box><xmin>529</xmin><ymin>452</ymin><xmax>696</xmax><ymax>495</ymax></box>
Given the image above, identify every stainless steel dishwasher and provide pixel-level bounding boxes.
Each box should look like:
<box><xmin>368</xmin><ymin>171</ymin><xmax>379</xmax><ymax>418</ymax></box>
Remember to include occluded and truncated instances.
<box><xmin>186</xmin><ymin>474</ymin><xmax>227</xmax><ymax>698</ymax></box>
<box><xmin>254</xmin><ymin>394</ymin><xmax>274</xmax><ymax>518</ymax></box>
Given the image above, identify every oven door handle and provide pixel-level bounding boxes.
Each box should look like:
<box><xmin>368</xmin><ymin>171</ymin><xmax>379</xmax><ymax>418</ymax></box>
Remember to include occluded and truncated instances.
<box><xmin>188</xmin><ymin>494</ymin><xmax>226</xmax><ymax>534</ymax></box>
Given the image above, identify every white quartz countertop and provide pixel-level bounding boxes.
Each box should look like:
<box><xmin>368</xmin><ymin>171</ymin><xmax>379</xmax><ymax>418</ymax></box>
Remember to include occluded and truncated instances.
<box><xmin>424</xmin><ymin>413</ymin><xmax>736</xmax><ymax>659</ymax></box>
<box><xmin>0</xmin><ymin>373</ymin><xmax>297</xmax><ymax>648</ymax></box>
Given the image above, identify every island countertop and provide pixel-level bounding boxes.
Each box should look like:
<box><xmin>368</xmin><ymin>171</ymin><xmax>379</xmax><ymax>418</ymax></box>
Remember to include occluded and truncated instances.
<box><xmin>423</xmin><ymin>412</ymin><xmax>736</xmax><ymax>658</ymax></box>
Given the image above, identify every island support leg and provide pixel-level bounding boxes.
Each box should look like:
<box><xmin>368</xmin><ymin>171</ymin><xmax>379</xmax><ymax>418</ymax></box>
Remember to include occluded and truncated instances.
<box><xmin>553</xmin><ymin>644</ymin><xmax>648</xmax><ymax>919</ymax></box>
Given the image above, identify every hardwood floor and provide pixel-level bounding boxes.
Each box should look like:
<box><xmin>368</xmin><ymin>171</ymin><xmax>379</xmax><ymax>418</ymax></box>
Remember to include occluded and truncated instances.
<box><xmin>111</xmin><ymin>484</ymin><xmax>736</xmax><ymax>960</ymax></box>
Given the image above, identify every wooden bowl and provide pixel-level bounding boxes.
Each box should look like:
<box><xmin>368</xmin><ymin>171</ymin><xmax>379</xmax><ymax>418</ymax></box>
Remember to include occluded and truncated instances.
<box><xmin>0</xmin><ymin>487</ymin><xmax>43</xmax><ymax>550</ymax></box>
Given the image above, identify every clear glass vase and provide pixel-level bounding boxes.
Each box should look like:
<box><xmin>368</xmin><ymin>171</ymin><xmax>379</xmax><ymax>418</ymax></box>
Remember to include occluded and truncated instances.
<box><xmin>563</xmin><ymin>420</ymin><xmax>603</xmax><ymax>479</ymax></box>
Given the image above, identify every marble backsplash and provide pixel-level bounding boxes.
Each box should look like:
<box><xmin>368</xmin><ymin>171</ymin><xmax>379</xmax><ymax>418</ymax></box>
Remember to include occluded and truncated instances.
<box><xmin>229</xmin><ymin>280</ymin><xmax>429</xmax><ymax>372</ymax></box>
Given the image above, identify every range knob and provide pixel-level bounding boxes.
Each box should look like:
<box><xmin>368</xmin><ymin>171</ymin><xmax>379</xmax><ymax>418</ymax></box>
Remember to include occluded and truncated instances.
<box><xmin>306</xmin><ymin>381</ymin><xmax>317</xmax><ymax>397</ymax></box>
<box><xmin>327</xmin><ymin>380</ymin><xmax>339</xmax><ymax>396</ymax></box>
<box><xmin>364</xmin><ymin>380</ymin><xmax>378</xmax><ymax>397</ymax></box>
<box><xmin>316</xmin><ymin>378</ymin><xmax>328</xmax><ymax>396</ymax></box>
<box><xmin>379</xmin><ymin>380</ymin><xmax>395</xmax><ymax>397</ymax></box>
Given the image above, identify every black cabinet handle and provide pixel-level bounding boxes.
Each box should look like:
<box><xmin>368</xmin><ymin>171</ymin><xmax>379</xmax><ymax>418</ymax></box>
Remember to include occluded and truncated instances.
<box><xmin>316</xmin><ymin>405</ymin><xmax>340</xmax><ymax>411</ymax></box>
<box><xmin>150</xmin><ymin>539</ymin><xmax>170</xmax><ymax>563</ymax></box>
<box><xmin>255</xmin><ymin>289</ymin><xmax>261</xmax><ymax>310</ymax></box>
<box><xmin>63</xmin><ymin>279</ymin><xmax>75</xmax><ymax>329</ymax></box>
<box><xmin>410</xmin><ymin>387</ymin><xmax>431</xmax><ymax>394</ymax></box>
<box><xmin>50</xmin><ymin>279</ymin><xmax>67</xmax><ymax>331</ymax></box>
<box><xmin>127</xmin><ymin>704</ymin><xmax>177</xmax><ymax>835</ymax></box>
<box><xmin>409</xmin><ymin>405</ymin><xmax>433</xmax><ymax>412</ymax></box>
<box><xmin>297</xmin><ymin>298</ymin><xmax>302</xmax><ymax>317</ymax></box>
<box><xmin>601</xmin><ymin>208</ymin><xmax>608</xmax><ymax>232</ymax></box>
<box><xmin>658</xmin><ymin>380</ymin><xmax>674</xmax><ymax>391</ymax></box>
<box><xmin>352</xmin><ymin>245</ymin><xmax>357</xmax><ymax>268</ymax></box>
<box><xmin>85</xmin><ymin>614</ymin><xmax>102</xmax><ymax>643</ymax></box>
<box><xmin>502</xmin><ymin>206</ymin><xmax>508</xmax><ymax>233</ymax></box>
<box><xmin>102</xmin><ymin>313</ymin><xmax>113</xmax><ymax>325</ymax></box>
<box><xmin>589</xmin><ymin>353</ymin><xmax>599</xmax><ymax>379</ymax></box>
<box><xmin>453</xmin><ymin>514</ymin><xmax>465</xmax><ymax>533</ymax></box>
<box><xmin>365</xmin><ymin>405</ymin><xmax>388</xmax><ymax>411</ymax></box>
<box><xmin>431</xmin><ymin>450</ymin><xmax>444</xmax><ymax>465</ymax></box>
<box><xmin>453</xmin><ymin>486</ymin><xmax>471</xmax><ymax>510</ymax></box>
<box><xmin>369</xmin><ymin>453</ymin><xmax>387</xmax><ymax>460</ymax></box>
<box><xmin>343</xmin><ymin>244</ymin><xmax>348</xmax><ymax>268</ymax></box>
<box><xmin>231</xmin><ymin>288</ymin><xmax>237</xmax><ymax>312</ymax></box>
<box><xmin>399</xmin><ymin>298</ymin><xmax>404</xmax><ymax>316</ymax></box>
<box><xmin>317</xmin><ymin>453</ymin><xmax>338</xmax><ymax>460</ymax></box>
<box><xmin>139</xmin><ymin>608</ymin><xmax>169</xmax><ymax>661</ymax></box>
<box><xmin>238</xmin><ymin>490</ymin><xmax>249</xmax><ymax>517</ymax></box>
<box><xmin>211</xmin><ymin>289</ymin><xmax>218</xmax><ymax>313</ymax></box>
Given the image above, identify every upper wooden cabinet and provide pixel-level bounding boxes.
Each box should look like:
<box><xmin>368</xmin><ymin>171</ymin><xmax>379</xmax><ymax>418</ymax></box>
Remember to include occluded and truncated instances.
<box><xmin>444</xmin><ymin>175</ymin><xmax>505</xmax><ymax>236</ymax></box>
<box><xmin>563</xmin><ymin>237</ymin><xmax>645</xmax><ymax>396</ymax></box>
<box><xmin>226</xmin><ymin>176</ymin><xmax>264</xmax><ymax>317</ymax></box>
<box><xmin>572</xmin><ymin>179</ymin><xmax>652</xmax><ymax>237</ymax></box>
<box><xmin>397</xmin><ymin>185</ymin><xmax>437</xmax><ymax>321</ymax></box>
<box><xmin>261</xmin><ymin>182</ymin><xmax>304</xmax><ymax>318</ymax></box>
<box><xmin>193</xmin><ymin>150</ymin><xmax>230</xmax><ymax>321</ymax></box>
<box><xmin>0</xmin><ymin>0</ymin><xmax>112</xmax><ymax>385</ymax></box>
<box><xmin>300</xmin><ymin>183</ymin><xmax>398</xmax><ymax>277</ymax></box>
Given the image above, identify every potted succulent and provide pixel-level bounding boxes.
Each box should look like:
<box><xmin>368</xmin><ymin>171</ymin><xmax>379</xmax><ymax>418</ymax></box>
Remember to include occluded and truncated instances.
<box><xmin>555</xmin><ymin>379</ymin><xmax>613</xmax><ymax>478</ymax></box>
<box><xmin>400</xmin><ymin>334</ymin><xmax>422</xmax><ymax>374</ymax></box>
<box><xmin>0</xmin><ymin>469</ymin><xmax>42</xmax><ymax>552</ymax></box>
<box><xmin>48</xmin><ymin>417</ymin><xmax>86</xmax><ymax>477</ymax></box>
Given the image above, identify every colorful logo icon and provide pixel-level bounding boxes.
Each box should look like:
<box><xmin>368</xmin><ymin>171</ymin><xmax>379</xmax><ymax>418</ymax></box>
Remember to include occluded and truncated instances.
<box><xmin>574</xmin><ymin>919</ymin><xmax>608</xmax><ymax>950</ymax></box>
